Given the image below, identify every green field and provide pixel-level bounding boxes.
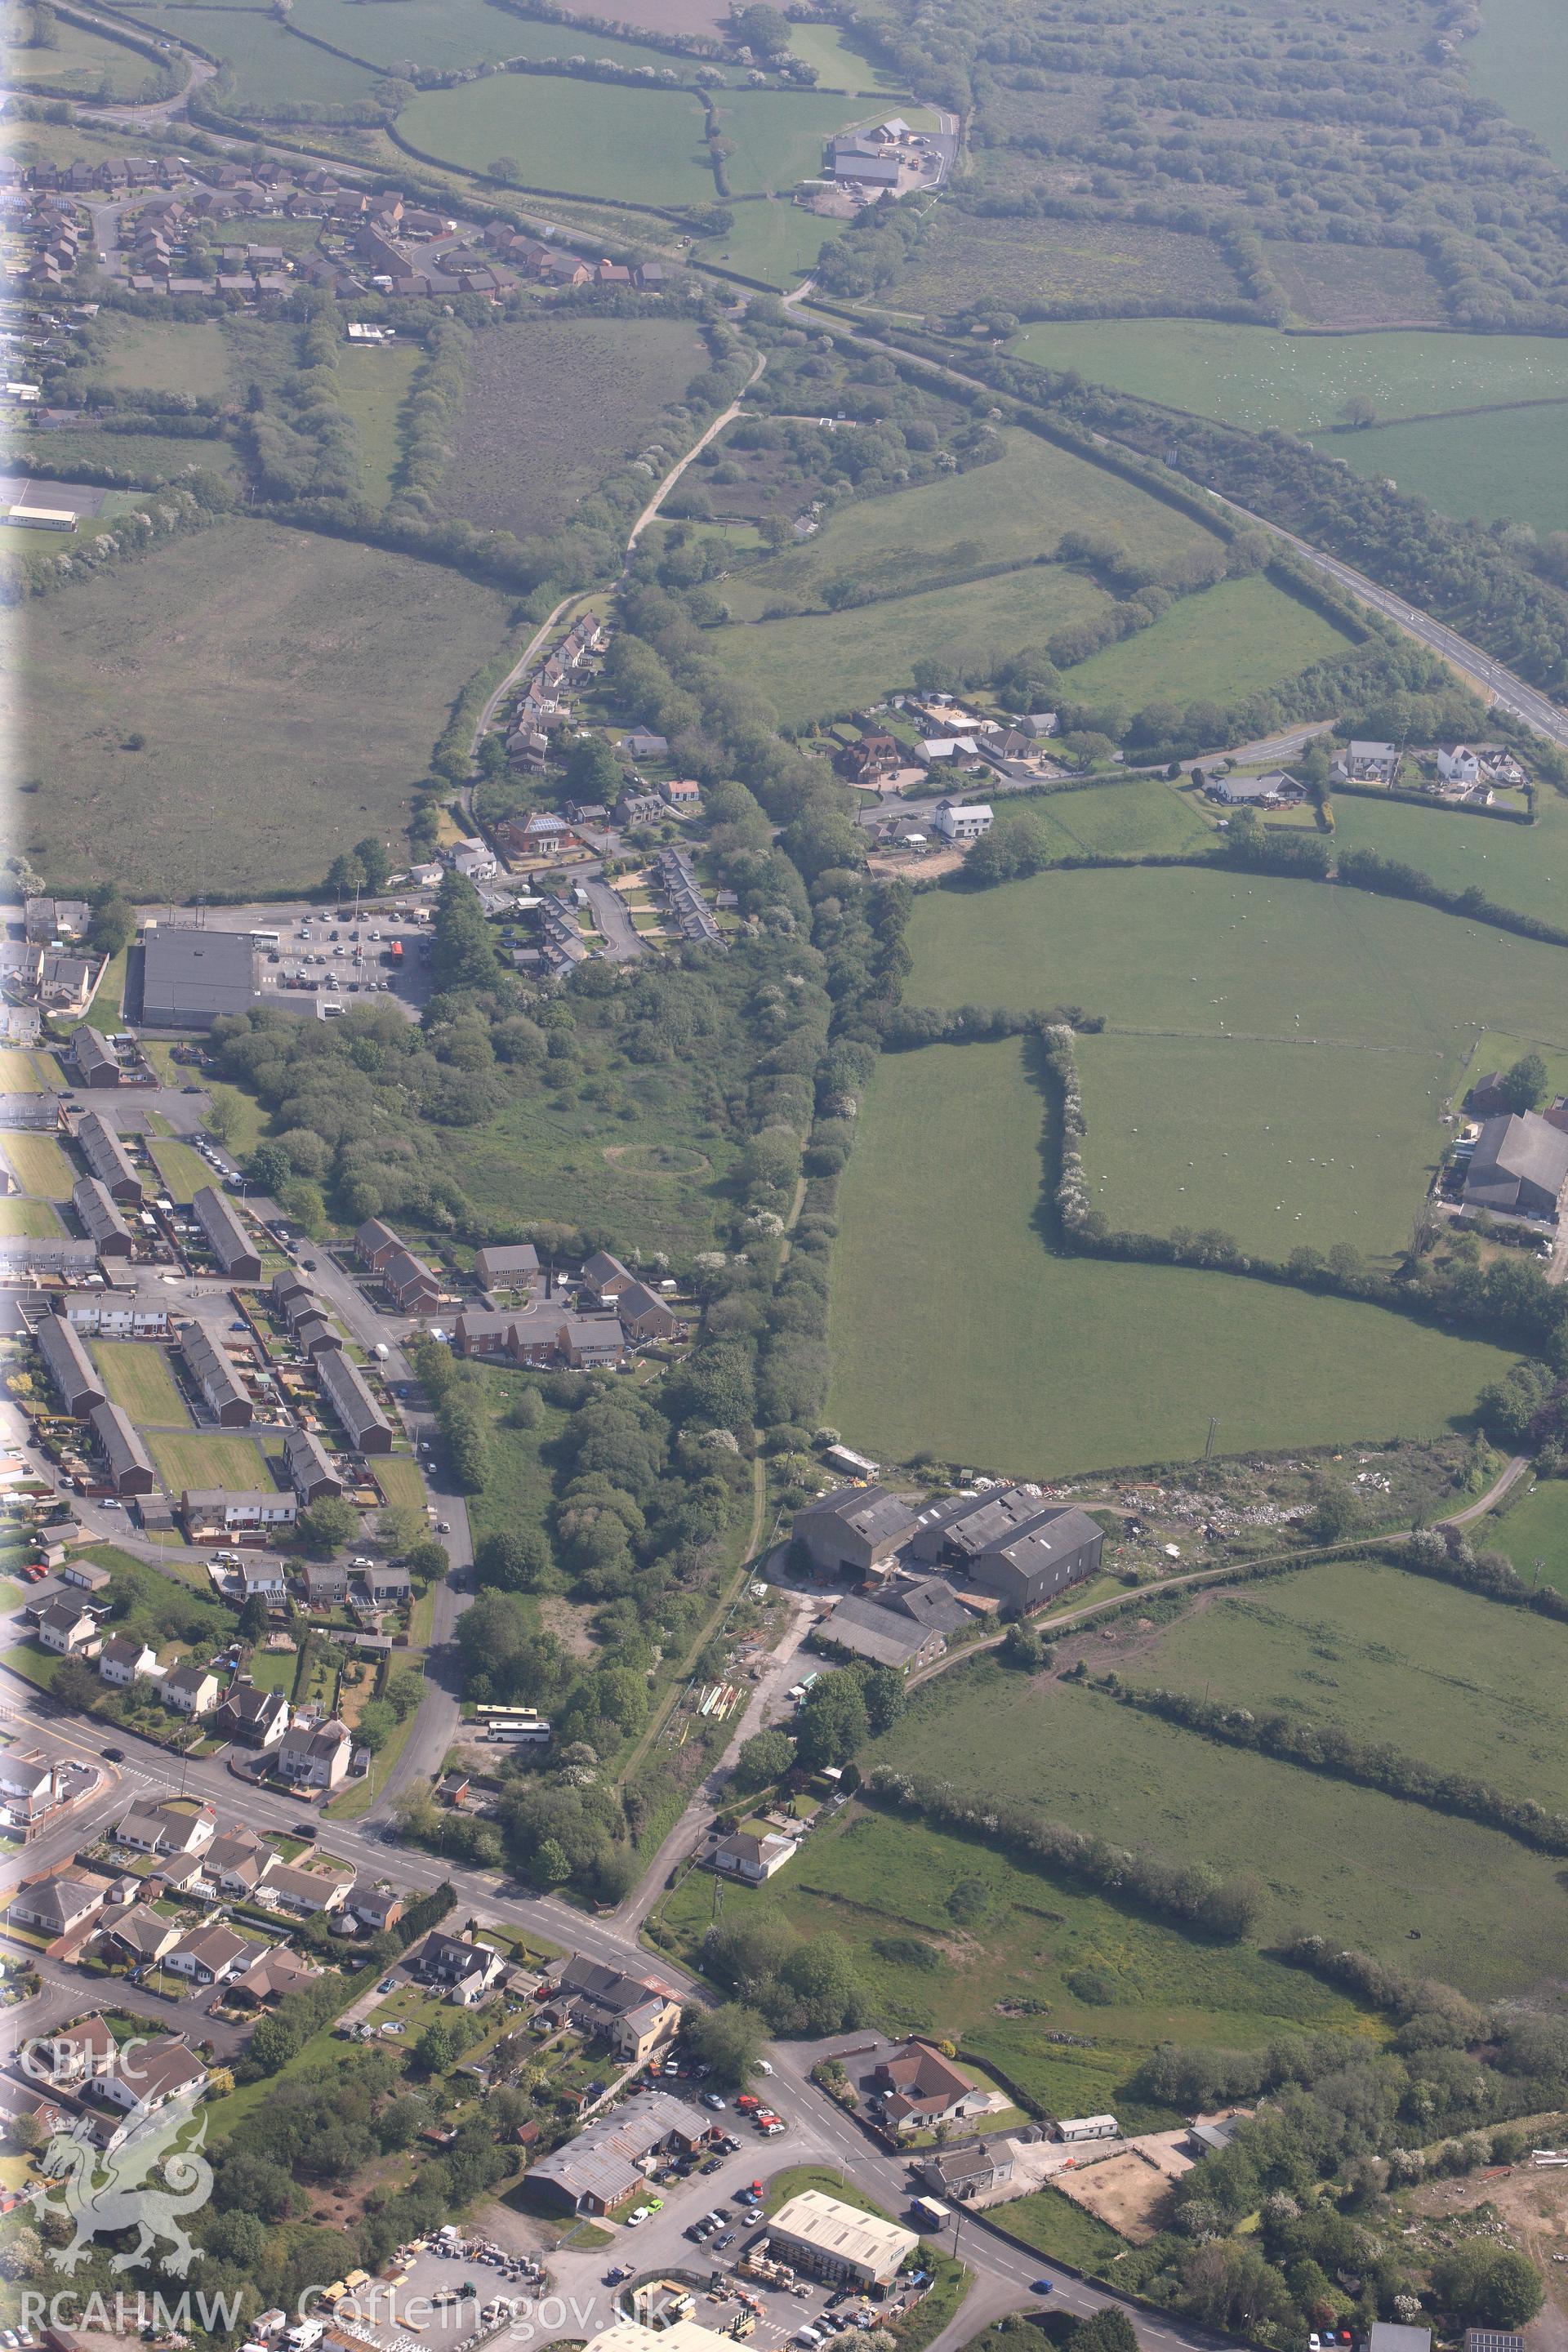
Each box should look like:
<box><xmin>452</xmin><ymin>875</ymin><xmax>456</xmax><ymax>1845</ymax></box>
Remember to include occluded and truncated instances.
<box><xmin>786</xmin><ymin>20</ymin><xmax>908</xmax><ymax>94</ymax></box>
<box><xmin>987</xmin><ymin>779</ymin><xmax>1214</xmax><ymax>862</ymax></box>
<box><xmin>712</xmin><ymin>195</ymin><xmax>838</xmax><ymax>287</ymax></box>
<box><xmin>12</xmin><ymin>520</ymin><xmax>515</xmax><ymax>895</ymax></box>
<box><xmin>1057</xmin><ymin>574</ymin><xmax>1352</xmax><ymax>706</ymax></box>
<box><xmin>1329</xmin><ymin>789</ymin><xmax>1568</xmax><ymax>929</ymax></box>
<box><xmin>826</xmin><ymin>1038</ymin><xmax>1519</xmax><ymax>1475</ymax></box>
<box><xmin>1073</xmin><ymin>1028</ymin><xmax>1447</xmax><ymax>1261</ymax></box>
<box><xmin>94</xmin><ymin>1342</ymin><xmax>190</xmax><ymax>1428</ymax></box>
<box><xmin>336</xmin><ymin>343</ymin><xmax>419</xmax><ymax>513</ymax></box>
<box><xmin>1009</xmin><ymin>318</ymin><xmax>1568</xmax><ymax>434</ymax></box>
<box><xmin>372</xmin><ymin>1454</ymin><xmax>428</xmax><ymax>1516</ymax></box>
<box><xmin>3</xmin><ymin>430</ymin><xmax>240</xmax><ymax>486</ymax></box>
<box><xmin>96</xmin><ymin>322</ymin><xmax>232</xmax><ymax>400</ymax></box>
<box><xmin>719</xmin><ymin>427</ymin><xmax>1218</xmax><ymax>622</ymax></box>
<box><xmin>3</xmin><ymin>12</ymin><xmax>165</xmax><ymax>99</ymax></box>
<box><xmin>1468</xmin><ymin>0</ymin><xmax>1568</xmax><ymax>164</ymax></box>
<box><xmin>866</xmin><ymin>1661</ymin><xmax>1568</xmax><ymax>1998</ymax></box>
<box><xmin>290</xmin><ymin>0</ymin><xmax>705</xmax><ymax>75</ymax></box>
<box><xmin>135</xmin><ymin>6</ymin><xmax>381</xmax><ymax>106</ymax></box>
<box><xmin>904</xmin><ymin>863</ymin><xmax>1568</xmax><ymax>1054</ymax></box>
<box><xmin>990</xmin><ymin>2190</ymin><xmax>1131</xmax><ymax>2273</ymax></box>
<box><xmin>0</xmin><ymin>1198</ymin><xmax>63</xmax><ymax>1238</ymax></box>
<box><xmin>653</xmin><ymin>1802</ymin><xmax>1374</xmax><ymax>2127</ymax></box>
<box><xmin>1482</xmin><ymin>1477</ymin><xmax>1568</xmax><ymax>1598</ymax></box>
<box><xmin>147</xmin><ymin>1138</ymin><xmax>214</xmax><ymax>1205</ymax></box>
<box><xmin>1335</xmin><ymin>400</ymin><xmax>1568</xmax><ymax>536</ymax></box>
<box><xmin>0</xmin><ymin>1134</ymin><xmax>74</xmax><ymax>1200</ymax></box>
<box><xmin>398</xmin><ymin>78</ymin><xmax>877</xmax><ymax>205</ymax></box>
<box><xmin>709</xmin><ymin>565</ymin><xmax>1112</xmax><ymax>726</ymax></box>
<box><xmin>1122</xmin><ymin>1555</ymin><xmax>1568</xmax><ymax>1815</ymax></box>
<box><xmin>148</xmin><ymin>1429</ymin><xmax>268</xmax><ymax>1494</ymax></box>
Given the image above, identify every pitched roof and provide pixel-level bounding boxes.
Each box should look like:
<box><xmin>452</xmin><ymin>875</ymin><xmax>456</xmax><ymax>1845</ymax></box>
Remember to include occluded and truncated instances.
<box><xmin>822</xmin><ymin>1594</ymin><xmax>938</xmax><ymax>1666</ymax></box>
<box><xmin>89</xmin><ymin>1401</ymin><xmax>154</xmax><ymax>1486</ymax></box>
<box><xmin>192</xmin><ymin>1184</ymin><xmax>257</xmax><ymax>1273</ymax></box>
<box><xmin>1466</xmin><ymin>1111</ymin><xmax>1568</xmax><ymax>1204</ymax></box>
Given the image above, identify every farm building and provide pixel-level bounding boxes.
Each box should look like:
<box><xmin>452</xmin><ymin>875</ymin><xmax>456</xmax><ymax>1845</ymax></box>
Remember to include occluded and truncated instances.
<box><xmin>791</xmin><ymin>1484</ymin><xmax>921</xmax><ymax>1579</ymax></box>
<box><xmin>821</xmin><ymin>1579</ymin><xmax>970</xmax><ymax>1669</ymax></box>
<box><xmin>1463</xmin><ymin>1112</ymin><xmax>1568</xmax><ymax>1224</ymax></box>
<box><xmin>911</xmin><ymin>1486</ymin><xmax>1104</xmax><ymax>1610</ymax></box>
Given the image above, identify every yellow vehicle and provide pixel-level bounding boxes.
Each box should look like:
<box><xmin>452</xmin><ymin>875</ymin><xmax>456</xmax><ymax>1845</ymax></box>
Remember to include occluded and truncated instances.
<box><xmin>731</xmin><ymin>2315</ymin><xmax>756</xmax><ymax>2337</ymax></box>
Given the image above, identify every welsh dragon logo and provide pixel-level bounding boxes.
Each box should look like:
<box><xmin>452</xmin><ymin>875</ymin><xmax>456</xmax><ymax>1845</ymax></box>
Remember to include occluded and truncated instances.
<box><xmin>33</xmin><ymin>2098</ymin><xmax>213</xmax><ymax>2277</ymax></box>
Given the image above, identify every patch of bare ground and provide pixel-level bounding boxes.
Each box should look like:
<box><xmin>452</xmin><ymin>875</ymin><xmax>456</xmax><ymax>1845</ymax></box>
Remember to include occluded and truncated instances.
<box><xmin>537</xmin><ymin>1592</ymin><xmax>599</xmax><ymax>1659</ymax></box>
<box><xmin>1404</xmin><ymin>2159</ymin><xmax>1568</xmax><ymax>2352</ymax></box>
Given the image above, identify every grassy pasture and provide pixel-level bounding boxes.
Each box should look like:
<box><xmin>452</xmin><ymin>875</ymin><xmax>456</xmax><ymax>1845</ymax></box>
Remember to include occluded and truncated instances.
<box><xmin>0</xmin><ymin>1134</ymin><xmax>74</xmax><ymax>1200</ymax></box>
<box><xmin>889</xmin><ymin>212</ymin><xmax>1241</xmax><ymax>318</ymax></box>
<box><xmin>12</xmin><ymin>521</ymin><xmax>515</xmax><ymax>895</ymax></box>
<box><xmin>94</xmin><ymin>1342</ymin><xmax>189</xmax><ymax>1428</ymax></box>
<box><xmin>786</xmin><ymin>21</ymin><xmax>907</xmax><ymax>94</ymax></box>
<box><xmin>95</xmin><ymin>322</ymin><xmax>231</xmax><ymax>399</ymax></box>
<box><xmin>148</xmin><ymin>1429</ymin><xmax>268</xmax><ymax>1494</ymax></box>
<box><xmin>711</xmin><ymin>195</ymin><xmax>838</xmax><ymax>287</ymax></box>
<box><xmin>985</xmin><ymin>779</ymin><xmax>1214</xmax><ymax>863</ymax></box>
<box><xmin>1073</xmin><ymin>1027</ymin><xmax>1447</xmax><ymax>1261</ymax></box>
<box><xmin>653</xmin><ymin>1802</ymin><xmax>1373</xmax><ymax>2127</ymax></box>
<box><xmin>866</xmin><ymin>1661</ymin><xmax>1568</xmax><ymax>1998</ymax></box>
<box><xmin>336</xmin><ymin>341</ymin><xmax>419</xmax><ymax>512</ymax></box>
<box><xmin>142</xmin><ymin>7</ymin><xmax>382</xmax><ymax>105</ymax></box>
<box><xmin>3</xmin><ymin>11</ymin><xmax>164</xmax><ymax>99</ymax></box>
<box><xmin>708</xmin><ymin>565</ymin><xmax>1112</xmax><ymax>726</ymax></box>
<box><xmin>436</xmin><ymin>317</ymin><xmax>706</xmax><ymax>541</ymax></box>
<box><xmin>902</xmin><ymin>865</ymin><xmax>1568</xmax><ymax>1058</ymax></box>
<box><xmin>397</xmin><ymin>78</ymin><xmax>715</xmax><ymax>203</ymax></box>
<box><xmin>1484</xmin><ymin>1477</ymin><xmax>1568</xmax><ymax>1598</ymax></box>
<box><xmin>1055</xmin><ymin>574</ymin><xmax>1353</xmax><ymax>706</ymax></box>
<box><xmin>1468</xmin><ymin>0</ymin><xmax>1568</xmax><ymax>164</ymax></box>
<box><xmin>3</xmin><ymin>430</ymin><xmax>240</xmax><ymax>484</ymax></box>
<box><xmin>1334</xmin><ymin>402</ymin><xmax>1568</xmax><ymax>537</ymax></box>
<box><xmin>1009</xmin><ymin>318</ymin><xmax>1568</xmax><ymax>435</ymax></box>
<box><xmin>719</xmin><ymin>427</ymin><xmax>1218</xmax><ymax>621</ymax></box>
<box><xmin>1329</xmin><ymin>789</ymin><xmax>1568</xmax><ymax>929</ymax></box>
<box><xmin>0</xmin><ymin>1199</ymin><xmax>63</xmax><ymax>1238</ymax></box>
<box><xmin>290</xmin><ymin>0</ymin><xmax>693</xmax><ymax>74</ymax></box>
<box><xmin>826</xmin><ymin>1039</ymin><xmax>1517</xmax><ymax>1476</ymax></box>
<box><xmin>1125</xmin><ymin>1556</ymin><xmax>1568</xmax><ymax>1815</ymax></box>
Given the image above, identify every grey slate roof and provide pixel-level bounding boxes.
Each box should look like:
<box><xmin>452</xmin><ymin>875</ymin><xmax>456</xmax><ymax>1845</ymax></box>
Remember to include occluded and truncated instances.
<box><xmin>192</xmin><ymin>1185</ymin><xmax>259</xmax><ymax>1275</ymax></box>
<box><xmin>1464</xmin><ymin>1111</ymin><xmax>1568</xmax><ymax>1210</ymax></box>
<box><xmin>822</xmin><ymin>1593</ymin><xmax>941</xmax><ymax>1666</ymax></box>
<box><xmin>37</xmin><ymin>1313</ymin><xmax>104</xmax><ymax>1411</ymax></box>
<box><xmin>89</xmin><ymin>1400</ymin><xmax>154</xmax><ymax>1486</ymax></box>
<box><xmin>316</xmin><ymin>1347</ymin><xmax>390</xmax><ymax>1449</ymax></box>
<box><xmin>795</xmin><ymin>1483</ymin><xmax>921</xmax><ymax>1552</ymax></box>
<box><xmin>73</xmin><ymin>1175</ymin><xmax>132</xmax><ymax>1250</ymax></box>
<box><xmin>74</xmin><ymin>1111</ymin><xmax>142</xmax><ymax>1201</ymax></box>
<box><xmin>180</xmin><ymin>1321</ymin><xmax>249</xmax><ymax>1418</ymax></box>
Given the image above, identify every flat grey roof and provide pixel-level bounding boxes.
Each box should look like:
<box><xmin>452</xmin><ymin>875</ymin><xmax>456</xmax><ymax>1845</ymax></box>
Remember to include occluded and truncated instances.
<box><xmin>142</xmin><ymin>926</ymin><xmax>257</xmax><ymax>1023</ymax></box>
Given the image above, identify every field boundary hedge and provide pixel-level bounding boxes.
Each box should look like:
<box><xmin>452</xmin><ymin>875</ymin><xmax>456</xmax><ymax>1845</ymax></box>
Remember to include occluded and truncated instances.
<box><xmin>1330</xmin><ymin>775</ymin><xmax>1535</xmax><ymax>825</ymax></box>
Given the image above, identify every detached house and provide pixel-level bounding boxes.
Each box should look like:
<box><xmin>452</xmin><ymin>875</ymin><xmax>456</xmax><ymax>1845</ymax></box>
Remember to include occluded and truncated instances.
<box><xmin>212</xmin><ymin>1682</ymin><xmax>289</xmax><ymax>1749</ymax></box>
<box><xmin>546</xmin><ymin>1955</ymin><xmax>682</xmax><ymax>2064</ymax></box>
<box><xmin>35</xmin><ymin>1598</ymin><xmax>102</xmax><ymax>1657</ymax></box>
<box><xmin>873</xmin><ymin>2041</ymin><xmax>988</xmax><ymax>2136</ymax></box>
<box><xmin>167</xmin><ymin>1922</ymin><xmax>254</xmax><ymax>1987</ymax></box>
<box><xmin>163</xmin><ymin>1664</ymin><xmax>221</xmax><ymax>1717</ymax></box>
<box><xmin>417</xmin><ymin>1930</ymin><xmax>506</xmax><ymax>2005</ymax></box>
<box><xmin>278</xmin><ymin>1713</ymin><xmax>352</xmax><ymax>1791</ymax></box>
<box><xmin>99</xmin><ymin>1633</ymin><xmax>157</xmax><ymax>1687</ymax></box>
<box><xmin>7</xmin><ymin>1873</ymin><xmax>107</xmax><ymax>1938</ymax></box>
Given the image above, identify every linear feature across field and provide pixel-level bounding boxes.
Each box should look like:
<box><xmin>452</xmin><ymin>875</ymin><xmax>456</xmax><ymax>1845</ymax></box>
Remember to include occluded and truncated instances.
<box><xmin>826</xmin><ymin>1036</ymin><xmax>1521</xmax><ymax>1477</ymax></box>
<box><xmin>865</xmin><ymin>1648</ymin><xmax>1568</xmax><ymax>1998</ymax></box>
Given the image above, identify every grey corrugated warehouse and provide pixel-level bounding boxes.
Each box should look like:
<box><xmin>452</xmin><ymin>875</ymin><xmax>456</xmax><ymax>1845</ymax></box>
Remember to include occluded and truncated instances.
<box><xmin>37</xmin><ymin>1313</ymin><xmax>105</xmax><ymax>1417</ymax></box>
<box><xmin>191</xmin><ymin>1186</ymin><xmax>261</xmax><ymax>1281</ymax></box>
<box><xmin>74</xmin><ymin>1112</ymin><xmax>143</xmax><ymax>1205</ymax></box>
<box><xmin>140</xmin><ymin>927</ymin><xmax>258</xmax><ymax>1030</ymax></box>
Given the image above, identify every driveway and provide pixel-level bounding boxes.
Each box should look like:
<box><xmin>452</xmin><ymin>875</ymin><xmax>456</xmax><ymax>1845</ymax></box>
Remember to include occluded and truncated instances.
<box><xmin>581</xmin><ymin>878</ymin><xmax>646</xmax><ymax>964</ymax></box>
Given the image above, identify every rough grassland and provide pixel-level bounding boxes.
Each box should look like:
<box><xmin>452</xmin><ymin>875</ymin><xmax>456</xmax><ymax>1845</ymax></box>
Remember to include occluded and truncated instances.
<box><xmin>1485</xmin><ymin>1477</ymin><xmax>1568</xmax><ymax>1598</ymax></box>
<box><xmin>440</xmin><ymin>1097</ymin><xmax>738</xmax><ymax>1258</ymax></box>
<box><xmin>653</xmin><ymin>1803</ymin><xmax>1372</xmax><ymax>2128</ymax></box>
<box><xmin>141</xmin><ymin>7</ymin><xmax>382</xmax><ymax>106</ymax></box>
<box><xmin>96</xmin><ymin>323</ymin><xmax>231</xmax><ymax>399</ymax></box>
<box><xmin>1073</xmin><ymin>1028</ymin><xmax>1448</xmax><ymax>1260</ymax></box>
<box><xmin>1266</xmin><ymin>240</ymin><xmax>1447</xmax><ymax>329</ymax></box>
<box><xmin>867</xmin><ymin>1662</ymin><xmax>1568</xmax><ymax>1998</ymax></box>
<box><xmin>889</xmin><ymin>214</ymin><xmax>1241</xmax><ymax>318</ymax></box>
<box><xmin>92</xmin><ymin>1342</ymin><xmax>190</xmax><ymax>1428</ymax></box>
<box><xmin>708</xmin><ymin>567</ymin><xmax>1111</xmax><ymax>727</ymax></box>
<box><xmin>1009</xmin><ymin>319</ymin><xmax>1568</xmax><ymax>434</ymax></box>
<box><xmin>786</xmin><ymin>22</ymin><xmax>906</xmax><ymax>95</ymax></box>
<box><xmin>335</xmin><ymin>343</ymin><xmax>420</xmax><ymax>514</ymax></box>
<box><xmin>1055</xmin><ymin>575</ymin><xmax>1352</xmax><ymax>706</ymax></box>
<box><xmin>3</xmin><ymin>430</ymin><xmax>240</xmax><ymax>483</ymax></box>
<box><xmin>1125</xmin><ymin>1556</ymin><xmax>1568</xmax><ymax>1815</ymax></box>
<box><xmin>719</xmin><ymin>427</ymin><xmax>1218</xmax><ymax>621</ymax></box>
<box><xmin>11</xmin><ymin>522</ymin><xmax>515</xmax><ymax>895</ymax></box>
<box><xmin>1329</xmin><ymin>788</ymin><xmax>1568</xmax><ymax>929</ymax></box>
<box><xmin>5</xmin><ymin>15</ymin><xmax>162</xmax><ymax>99</ymax></box>
<box><xmin>437</xmin><ymin>317</ymin><xmax>706</xmax><ymax>541</ymax></box>
<box><xmin>148</xmin><ymin>1429</ymin><xmax>269</xmax><ymax>1494</ymax></box>
<box><xmin>826</xmin><ymin>1040</ymin><xmax>1517</xmax><ymax>1476</ymax></box>
<box><xmin>1334</xmin><ymin>403</ymin><xmax>1568</xmax><ymax>537</ymax></box>
<box><xmin>1468</xmin><ymin>0</ymin><xmax>1568</xmax><ymax>165</ymax></box>
<box><xmin>987</xmin><ymin>779</ymin><xmax>1214</xmax><ymax>862</ymax></box>
<box><xmin>904</xmin><ymin>866</ymin><xmax>1568</xmax><ymax>1056</ymax></box>
<box><xmin>397</xmin><ymin>78</ymin><xmax>718</xmax><ymax>204</ymax></box>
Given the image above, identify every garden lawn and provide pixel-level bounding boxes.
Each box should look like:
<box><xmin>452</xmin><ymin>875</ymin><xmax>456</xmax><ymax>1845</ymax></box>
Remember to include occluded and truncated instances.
<box><xmin>826</xmin><ymin>1039</ymin><xmax>1519</xmax><ymax>1476</ymax></box>
<box><xmin>1008</xmin><ymin>319</ymin><xmax>1568</xmax><ymax>434</ymax></box>
<box><xmin>1072</xmin><ymin>1027</ymin><xmax>1447</xmax><ymax>1261</ymax></box>
<box><xmin>1328</xmin><ymin>788</ymin><xmax>1568</xmax><ymax>930</ymax></box>
<box><xmin>1335</xmin><ymin>402</ymin><xmax>1568</xmax><ymax>537</ymax></box>
<box><xmin>1482</xmin><ymin>1477</ymin><xmax>1568</xmax><ymax>1598</ymax></box>
<box><xmin>707</xmin><ymin>565</ymin><xmax>1112</xmax><ymax>728</ymax></box>
<box><xmin>1056</xmin><ymin>574</ymin><xmax>1352</xmax><ymax>705</ymax></box>
<box><xmin>653</xmin><ymin>1801</ymin><xmax>1374</xmax><ymax>2127</ymax></box>
<box><xmin>867</xmin><ymin>1662</ymin><xmax>1568</xmax><ymax>1998</ymax></box>
<box><xmin>0</xmin><ymin>1134</ymin><xmax>74</xmax><ymax>1200</ymax></box>
<box><xmin>1121</xmin><ymin>1554</ymin><xmax>1568</xmax><ymax>1814</ymax></box>
<box><xmin>397</xmin><ymin>78</ymin><xmax>715</xmax><ymax>205</ymax></box>
<box><xmin>720</xmin><ymin>427</ymin><xmax>1217</xmax><ymax>621</ymax></box>
<box><xmin>74</xmin><ymin>1545</ymin><xmax>232</xmax><ymax>1644</ymax></box>
<box><xmin>12</xmin><ymin>521</ymin><xmax>516</xmax><ymax>895</ymax></box>
<box><xmin>147</xmin><ymin>1138</ymin><xmax>212</xmax><ymax>1205</ymax></box>
<box><xmin>93</xmin><ymin>1342</ymin><xmax>189</xmax><ymax>1427</ymax></box>
<box><xmin>147</xmin><ymin>1430</ymin><xmax>269</xmax><ymax>1493</ymax></box>
<box><xmin>374</xmin><ymin>1454</ymin><xmax>428</xmax><ymax>1516</ymax></box>
<box><xmin>336</xmin><ymin>342</ymin><xmax>419</xmax><ymax>512</ymax></box>
<box><xmin>0</xmin><ymin>1199</ymin><xmax>62</xmax><ymax>1238</ymax></box>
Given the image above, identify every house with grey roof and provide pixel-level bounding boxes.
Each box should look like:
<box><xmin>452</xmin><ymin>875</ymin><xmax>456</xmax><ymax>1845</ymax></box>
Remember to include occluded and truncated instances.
<box><xmin>69</xmin><ymin>1025</ymin><xmax>121</xmax><ymax>1088</ymax></box>
<box><xmin>37</xmin><ymin>1312</ymin><xmax>105</xmax><ymax>1416</ymax></box>
<box><xmin>475</xmin><ymin>1242</ymin><xmax>540</xmax><ymax>1290</ymax></box>
<box><xmin>283</xmin><ymin>1425</ymin><xmax>341</xmax><ymax>1504</ymax></box>
<box><xmin>89</xmin><ymin>1400</ymin><xmax>155</xmax><ymax>1494</ymax></box>
<box><xmin>74</xmin><ymin>1111</ymin><xmax>142</xmax><ymax>1205</ymax></box>
<box><xmin>316</xmin><ymin>1347</ymin><xmax>392</xmax><ymax>1454</ymax></box>
<box><xmin>72</xmin><ymin>1175</ymin><xmax>133</xmax><ymax>1258</ymax></box>
<box><xmin>191</xmin><ymin>1186</ymin><xmax>261</xmax><ymax>1281</ymax></box>
<box><xmin>179</xmin><ymin>1321</ymin><xmax>252</xmax><ymax>1425</ymax></box>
